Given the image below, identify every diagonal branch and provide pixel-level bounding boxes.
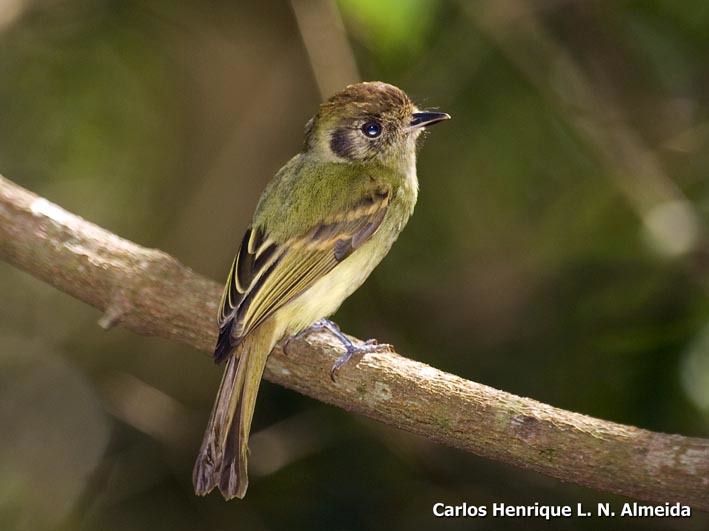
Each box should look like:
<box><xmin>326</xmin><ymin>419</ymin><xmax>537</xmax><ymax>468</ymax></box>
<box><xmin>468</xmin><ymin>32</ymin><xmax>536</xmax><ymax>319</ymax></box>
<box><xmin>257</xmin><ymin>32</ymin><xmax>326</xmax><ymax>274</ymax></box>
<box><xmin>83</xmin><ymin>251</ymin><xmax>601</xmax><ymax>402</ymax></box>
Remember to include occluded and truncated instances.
<box><xmin>1</xmin><ymin>174</ymin><xmax>707</xmax><ymax>509</ymax></box>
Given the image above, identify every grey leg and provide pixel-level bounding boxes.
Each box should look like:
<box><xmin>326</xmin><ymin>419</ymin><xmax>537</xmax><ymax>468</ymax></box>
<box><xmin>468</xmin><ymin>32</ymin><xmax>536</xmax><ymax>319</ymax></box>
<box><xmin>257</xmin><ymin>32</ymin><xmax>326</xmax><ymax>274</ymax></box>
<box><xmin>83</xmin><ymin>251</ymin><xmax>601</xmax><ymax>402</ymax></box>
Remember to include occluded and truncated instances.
<box><xmin>287</xmin><ymin>319</ymin><xmax>392</xmax><ymax>381</ymax></box>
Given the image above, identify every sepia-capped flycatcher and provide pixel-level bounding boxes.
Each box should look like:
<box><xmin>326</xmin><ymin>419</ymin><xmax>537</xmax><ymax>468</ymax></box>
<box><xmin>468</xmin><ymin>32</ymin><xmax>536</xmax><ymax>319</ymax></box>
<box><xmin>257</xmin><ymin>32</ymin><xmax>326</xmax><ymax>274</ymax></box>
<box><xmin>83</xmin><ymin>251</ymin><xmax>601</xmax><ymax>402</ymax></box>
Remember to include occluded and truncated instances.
<box><xmin>193</xmin><ymin>81</ymin><xmax>449</xmax><ymax>499</ymax></box>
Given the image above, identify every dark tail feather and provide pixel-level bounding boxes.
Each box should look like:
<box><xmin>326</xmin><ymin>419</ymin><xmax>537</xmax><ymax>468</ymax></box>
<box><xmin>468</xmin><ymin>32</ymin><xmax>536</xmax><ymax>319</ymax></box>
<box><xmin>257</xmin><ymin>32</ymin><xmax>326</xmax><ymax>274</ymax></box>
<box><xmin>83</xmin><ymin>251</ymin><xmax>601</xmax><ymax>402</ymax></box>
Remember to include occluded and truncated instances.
<box><xmin>193</xmin><ymin>321</ymin><xmax>277</xmax><ymax>500</ymax></box>
<box><xmin>192</xmin><ymin>353</ymin><xmax>242</xmax><ymax>495</ymax></box>
<box><xmin>217</xmin><ymin>399</ymin><xmax>249</xmax><ymax>497</ymax></box>
<box><xmin>217</xmin><ymin>337</ymin><xmax>270</xmax><ymax>498</ymax></box>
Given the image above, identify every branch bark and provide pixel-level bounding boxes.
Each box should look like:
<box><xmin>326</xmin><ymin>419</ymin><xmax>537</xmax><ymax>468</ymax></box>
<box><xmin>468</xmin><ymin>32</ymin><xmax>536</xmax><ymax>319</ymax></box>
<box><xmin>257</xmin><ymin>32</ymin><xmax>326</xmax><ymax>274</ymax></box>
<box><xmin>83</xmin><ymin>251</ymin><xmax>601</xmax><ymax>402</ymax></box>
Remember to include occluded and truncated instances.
<box><xmin>1</xmin><ymin>174</ymin><xmax>707</xmax><ymax>509</ymax></box>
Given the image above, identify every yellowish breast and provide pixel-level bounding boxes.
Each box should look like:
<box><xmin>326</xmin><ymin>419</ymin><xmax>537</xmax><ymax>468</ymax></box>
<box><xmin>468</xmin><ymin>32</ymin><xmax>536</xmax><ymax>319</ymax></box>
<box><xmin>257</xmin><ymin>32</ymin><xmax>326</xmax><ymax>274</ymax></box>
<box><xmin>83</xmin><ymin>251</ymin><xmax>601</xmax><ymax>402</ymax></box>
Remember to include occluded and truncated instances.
<box><xmin>278</xmin><ymin>169</ymin><xmax>418</xmax><ymax>335</ymax></box>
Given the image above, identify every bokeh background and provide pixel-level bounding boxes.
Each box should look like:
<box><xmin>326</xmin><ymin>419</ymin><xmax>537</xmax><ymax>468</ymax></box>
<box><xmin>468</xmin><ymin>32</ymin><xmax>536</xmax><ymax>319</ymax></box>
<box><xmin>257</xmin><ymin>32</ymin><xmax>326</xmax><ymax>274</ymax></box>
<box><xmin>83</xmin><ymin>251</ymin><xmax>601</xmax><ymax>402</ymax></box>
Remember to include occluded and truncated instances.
<box><xmin>1</xmin><ymin>0</ymin><xmax>709</xmax><ymax>529</ymax></box>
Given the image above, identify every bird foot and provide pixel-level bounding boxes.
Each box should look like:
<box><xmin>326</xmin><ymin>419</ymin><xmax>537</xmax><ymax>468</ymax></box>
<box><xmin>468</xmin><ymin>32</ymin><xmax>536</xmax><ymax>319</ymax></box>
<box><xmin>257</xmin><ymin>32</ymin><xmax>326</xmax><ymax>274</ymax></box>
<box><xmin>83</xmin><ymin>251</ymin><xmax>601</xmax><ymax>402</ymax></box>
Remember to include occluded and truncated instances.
<box><xmin>286</xmin><ymin>319</ymin><xmax>392</xmax><ymax>381</ymax></box>
<box><xmin>329</xmin><ymin>338</ymin><xmax>393</xmax><ymax>382</ymax></box>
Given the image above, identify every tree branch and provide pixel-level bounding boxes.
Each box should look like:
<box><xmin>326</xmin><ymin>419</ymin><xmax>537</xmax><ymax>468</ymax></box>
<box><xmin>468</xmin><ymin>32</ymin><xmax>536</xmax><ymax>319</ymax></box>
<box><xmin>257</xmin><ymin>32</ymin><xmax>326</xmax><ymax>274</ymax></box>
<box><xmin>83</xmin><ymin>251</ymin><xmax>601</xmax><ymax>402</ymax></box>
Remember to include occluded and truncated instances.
<box><xmin>1</xmin><ymin>174</ymin><xmax>707</xmax><ymax>509</ymax></box>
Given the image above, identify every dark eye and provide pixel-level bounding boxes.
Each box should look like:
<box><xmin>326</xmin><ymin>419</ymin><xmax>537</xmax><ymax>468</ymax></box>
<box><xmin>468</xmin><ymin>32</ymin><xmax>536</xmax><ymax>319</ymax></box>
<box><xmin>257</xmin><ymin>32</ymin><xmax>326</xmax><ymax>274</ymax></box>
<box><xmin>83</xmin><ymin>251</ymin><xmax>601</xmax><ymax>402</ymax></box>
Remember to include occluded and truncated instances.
<box><xmin>361</xmin><ymin>121</ymin><xmax>382</xmax><ymax>138</ymax></box>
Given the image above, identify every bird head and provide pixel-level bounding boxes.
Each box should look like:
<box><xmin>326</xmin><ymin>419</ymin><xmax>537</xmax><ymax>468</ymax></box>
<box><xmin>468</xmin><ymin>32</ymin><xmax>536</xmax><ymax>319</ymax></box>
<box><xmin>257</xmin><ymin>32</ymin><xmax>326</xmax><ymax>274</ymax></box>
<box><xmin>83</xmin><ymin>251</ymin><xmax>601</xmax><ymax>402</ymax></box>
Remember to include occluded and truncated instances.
<box><xmin>304</xmin><ymin>81</ymin><xmax>449</xmax><ymax>173</ymax></box>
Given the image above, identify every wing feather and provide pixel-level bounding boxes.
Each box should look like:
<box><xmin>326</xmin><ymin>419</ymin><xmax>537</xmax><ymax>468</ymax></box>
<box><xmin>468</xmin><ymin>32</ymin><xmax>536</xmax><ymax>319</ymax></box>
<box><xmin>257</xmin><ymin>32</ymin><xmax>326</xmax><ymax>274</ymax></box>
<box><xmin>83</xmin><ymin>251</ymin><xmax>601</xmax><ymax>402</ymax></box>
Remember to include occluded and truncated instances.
<box><xmin>213</xmin><ymin>188</ymin><xmax>390</xmax><ymax>363</ymax></box>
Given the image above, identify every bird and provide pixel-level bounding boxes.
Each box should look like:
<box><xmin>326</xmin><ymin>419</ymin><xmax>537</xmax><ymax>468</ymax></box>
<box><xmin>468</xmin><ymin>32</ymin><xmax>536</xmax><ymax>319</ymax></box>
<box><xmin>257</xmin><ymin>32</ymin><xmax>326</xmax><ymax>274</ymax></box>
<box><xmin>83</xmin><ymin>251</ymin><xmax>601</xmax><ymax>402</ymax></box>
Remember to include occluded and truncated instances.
<box><xmin>193</xmin><ymin>81</ymin><xmax>450</xmax><ymax>500</ymax></box>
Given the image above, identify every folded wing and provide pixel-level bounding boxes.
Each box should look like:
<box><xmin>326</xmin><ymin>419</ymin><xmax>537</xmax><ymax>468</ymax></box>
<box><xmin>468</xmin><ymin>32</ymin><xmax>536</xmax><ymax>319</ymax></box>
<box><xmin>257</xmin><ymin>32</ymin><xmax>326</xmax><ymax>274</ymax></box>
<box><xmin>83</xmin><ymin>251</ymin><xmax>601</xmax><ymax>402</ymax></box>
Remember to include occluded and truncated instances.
<box><xmin>214</xmin><ymin>188</ymin><xmax>390</xmax><ymax>362</ymax></box>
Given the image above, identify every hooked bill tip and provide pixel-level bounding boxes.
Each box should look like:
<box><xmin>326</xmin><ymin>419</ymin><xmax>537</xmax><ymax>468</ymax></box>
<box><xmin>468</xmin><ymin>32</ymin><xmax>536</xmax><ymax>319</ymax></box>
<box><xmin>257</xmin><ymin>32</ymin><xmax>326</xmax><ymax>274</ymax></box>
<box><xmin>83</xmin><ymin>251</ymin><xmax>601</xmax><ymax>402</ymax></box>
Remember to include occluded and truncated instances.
<box><xmin>408</xmin><ymin>111</ymin><xmax>451</xmax><ymax>131</ymax></box>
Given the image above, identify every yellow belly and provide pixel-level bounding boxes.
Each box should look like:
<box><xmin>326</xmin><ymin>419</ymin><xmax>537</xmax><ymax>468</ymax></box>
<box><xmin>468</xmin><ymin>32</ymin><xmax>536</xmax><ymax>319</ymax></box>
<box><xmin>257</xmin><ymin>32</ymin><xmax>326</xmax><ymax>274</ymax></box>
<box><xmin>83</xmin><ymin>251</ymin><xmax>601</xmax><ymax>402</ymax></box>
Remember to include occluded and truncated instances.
<box><xmin>278</xmin><ymin>229</ymin><xmax>392</xmax><ymax>335</ymax></box>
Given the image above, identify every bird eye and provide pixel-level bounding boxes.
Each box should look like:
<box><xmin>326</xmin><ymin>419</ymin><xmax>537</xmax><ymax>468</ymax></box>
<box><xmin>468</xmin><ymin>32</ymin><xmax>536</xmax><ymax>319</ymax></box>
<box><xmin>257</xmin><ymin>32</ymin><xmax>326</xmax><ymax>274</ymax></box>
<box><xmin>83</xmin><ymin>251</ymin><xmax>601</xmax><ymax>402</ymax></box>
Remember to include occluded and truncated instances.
<box><xmin>361</xmin><ymin>122</ymin><xmax>382</xmax><ymax>138</ymax></box>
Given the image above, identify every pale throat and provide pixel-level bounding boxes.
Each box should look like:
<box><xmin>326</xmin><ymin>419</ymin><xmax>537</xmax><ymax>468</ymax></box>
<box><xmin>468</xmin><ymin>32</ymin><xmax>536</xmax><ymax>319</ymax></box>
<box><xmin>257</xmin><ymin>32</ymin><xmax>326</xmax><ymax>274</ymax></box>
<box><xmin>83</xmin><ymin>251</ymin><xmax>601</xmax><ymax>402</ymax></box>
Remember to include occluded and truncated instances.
<box><xmin>402</xmin><ymin>154</ymin><xmax>419</xmax><ymax>200</ymax></box>
<box><xmin>400</xmin><ymin>138</ymin><xmax>420</xmax><ymax>202</ymax></box>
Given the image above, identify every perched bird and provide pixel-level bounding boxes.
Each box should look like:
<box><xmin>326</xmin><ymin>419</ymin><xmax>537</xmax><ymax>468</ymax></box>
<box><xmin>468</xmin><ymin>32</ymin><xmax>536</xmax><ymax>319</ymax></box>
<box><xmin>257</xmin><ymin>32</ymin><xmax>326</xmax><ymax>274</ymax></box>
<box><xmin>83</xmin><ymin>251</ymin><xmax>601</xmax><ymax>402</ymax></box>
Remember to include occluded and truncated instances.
<box><xmin>193</xmin><ymin>81</ymin><xmax>449</xmax><ymax>500</ymax></box>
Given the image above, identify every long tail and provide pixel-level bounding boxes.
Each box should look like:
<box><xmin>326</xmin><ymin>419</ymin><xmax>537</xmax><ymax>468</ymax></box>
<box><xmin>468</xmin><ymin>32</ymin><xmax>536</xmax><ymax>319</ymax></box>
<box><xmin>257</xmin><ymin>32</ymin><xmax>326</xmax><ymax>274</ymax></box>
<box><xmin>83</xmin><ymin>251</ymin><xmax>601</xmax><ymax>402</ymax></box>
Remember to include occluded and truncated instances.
<box><xmin>192</xmin><ymin>320</ymin><xmax>278</xmax><ymax>499</ymax></box>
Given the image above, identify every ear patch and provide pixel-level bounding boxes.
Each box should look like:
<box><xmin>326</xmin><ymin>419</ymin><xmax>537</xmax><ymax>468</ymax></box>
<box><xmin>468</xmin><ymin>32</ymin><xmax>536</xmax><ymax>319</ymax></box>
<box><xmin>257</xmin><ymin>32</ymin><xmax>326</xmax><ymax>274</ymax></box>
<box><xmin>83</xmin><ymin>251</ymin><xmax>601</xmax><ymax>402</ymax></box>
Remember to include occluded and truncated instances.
<box><xmin>330</xmin><ymin>127</ymin><xmax>357</xmax><ymax>159</ymax></box>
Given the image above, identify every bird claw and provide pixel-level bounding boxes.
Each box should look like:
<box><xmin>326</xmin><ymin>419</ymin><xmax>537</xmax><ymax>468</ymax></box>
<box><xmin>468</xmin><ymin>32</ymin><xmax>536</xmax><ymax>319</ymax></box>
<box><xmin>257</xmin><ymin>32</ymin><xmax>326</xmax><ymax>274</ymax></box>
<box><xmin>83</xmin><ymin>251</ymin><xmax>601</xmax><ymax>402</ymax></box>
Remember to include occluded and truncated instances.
<box><xmin>286</xmin><ymin>319</ymin><xmax>393</xmax><ymax>381</ymax></box>
<box><xmin>329</xmin><ymin>339</ymin><xmax>393</xmax><ymax>382</ymax></box>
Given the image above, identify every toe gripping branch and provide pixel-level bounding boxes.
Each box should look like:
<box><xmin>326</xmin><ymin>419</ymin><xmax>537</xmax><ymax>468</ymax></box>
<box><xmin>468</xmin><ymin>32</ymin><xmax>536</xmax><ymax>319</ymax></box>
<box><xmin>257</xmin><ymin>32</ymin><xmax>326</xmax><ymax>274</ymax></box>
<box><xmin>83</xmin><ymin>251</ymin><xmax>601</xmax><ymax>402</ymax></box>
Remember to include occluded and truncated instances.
<box><xmin>288</xmin><ymin>319</ymin><xmax>391</xmax><ymax>381</ymax></box>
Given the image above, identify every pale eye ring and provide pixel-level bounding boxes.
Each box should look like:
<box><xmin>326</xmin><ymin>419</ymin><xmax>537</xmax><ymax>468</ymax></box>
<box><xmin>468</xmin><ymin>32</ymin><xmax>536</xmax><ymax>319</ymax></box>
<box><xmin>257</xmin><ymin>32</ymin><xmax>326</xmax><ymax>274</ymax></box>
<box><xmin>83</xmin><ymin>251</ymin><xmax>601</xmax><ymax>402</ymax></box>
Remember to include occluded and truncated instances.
<box><xmin>361</xmin><ymin>121</ymin><xmax>383</xmax><ymax>138</ymax></box>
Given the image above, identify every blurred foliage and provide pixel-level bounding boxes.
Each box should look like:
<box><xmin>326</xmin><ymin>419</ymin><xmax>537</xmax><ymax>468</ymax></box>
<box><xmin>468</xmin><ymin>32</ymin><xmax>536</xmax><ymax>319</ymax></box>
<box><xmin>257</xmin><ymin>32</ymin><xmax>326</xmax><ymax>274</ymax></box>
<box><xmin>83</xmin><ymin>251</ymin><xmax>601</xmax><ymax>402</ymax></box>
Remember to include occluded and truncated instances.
<box><xmin>337</xmin><ymin>0</ymin><xmax>442</xmax><ymax>61</ymax></box>
<box><xmin>1</xmin><ymin>0</ymin><xmax>708</xmax><ymax>530</ymax></box>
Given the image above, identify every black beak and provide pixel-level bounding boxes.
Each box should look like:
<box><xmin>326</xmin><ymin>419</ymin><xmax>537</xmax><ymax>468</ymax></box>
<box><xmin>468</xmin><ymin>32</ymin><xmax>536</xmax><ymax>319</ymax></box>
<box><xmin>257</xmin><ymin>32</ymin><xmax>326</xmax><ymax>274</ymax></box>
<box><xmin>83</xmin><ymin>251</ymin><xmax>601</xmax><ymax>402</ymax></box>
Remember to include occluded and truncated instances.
<box><xmin>408</xmin><ymin>111</ymin><xmax>451</xmax><ymax>131</ymax></box>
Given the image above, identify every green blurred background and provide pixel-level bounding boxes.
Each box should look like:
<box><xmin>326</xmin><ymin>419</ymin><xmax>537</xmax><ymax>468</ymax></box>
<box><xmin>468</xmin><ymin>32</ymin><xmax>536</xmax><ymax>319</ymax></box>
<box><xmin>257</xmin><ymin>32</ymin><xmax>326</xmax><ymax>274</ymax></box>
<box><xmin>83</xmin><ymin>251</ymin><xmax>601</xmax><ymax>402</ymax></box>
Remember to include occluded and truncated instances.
<box><xmin>1</xmin><ymin>0</ymin><xmax>708</xmax><ymax>529</ymax></box>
